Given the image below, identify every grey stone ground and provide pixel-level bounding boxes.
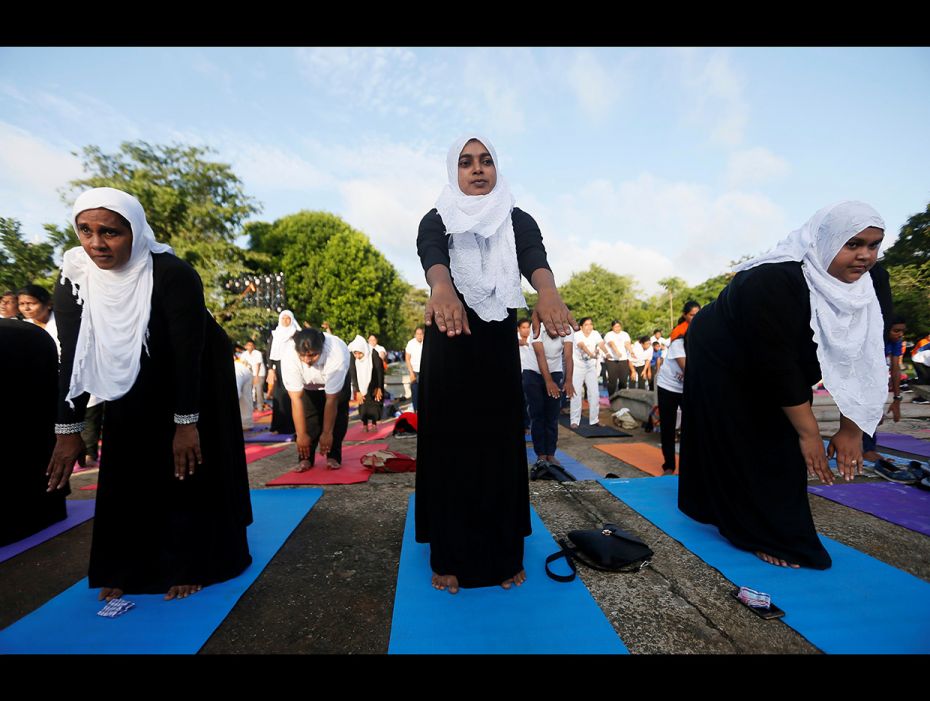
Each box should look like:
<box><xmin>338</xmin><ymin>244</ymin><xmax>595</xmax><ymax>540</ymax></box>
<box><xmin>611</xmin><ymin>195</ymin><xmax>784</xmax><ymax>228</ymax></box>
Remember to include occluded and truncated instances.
<box><xmin>3</xmin><ymin>404</ymin><xmax>929</xmax><ymax>654</ymax></box>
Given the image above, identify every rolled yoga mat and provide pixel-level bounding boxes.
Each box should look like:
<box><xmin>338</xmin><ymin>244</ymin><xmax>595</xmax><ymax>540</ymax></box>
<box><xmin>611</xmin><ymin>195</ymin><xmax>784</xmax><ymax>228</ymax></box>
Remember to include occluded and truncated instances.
<box><xmin>599</xmin><ymin>476</ymin><xmax>930</xmax><ymax>653</ymax></box>
<box><xmin>525</xmin><ymin>447</ymin><xmax>602</xmax><ymax>481</ymax></box>
<box><xmin>388</xmin><ymin>494</ymin><xmax>628</xmax><ymax>654</ymax></box>
<box><xmin>265</xmin><ymin>443</ymin><xmax>389</xmax><ymax>486</ymax></box>
<box><xmin>875</xmin><ymin>433</ymin><xmax>930</xmax><ymax>458</ymax></box>
<box><xmin>0</xmin><ymin>500</ymin><xmax>96</xmax><ymax>565</ymax></box>
<box><xmin>0</xmin><ymin>489</ymin><xmax>322</xmax><ymax>654</ymax></box>
<box><xmin>558</xmin><ymin>415</ymin><xmax>631</xmax><ymax>438</ymax></box>
<box><xmin>808</xmin><ymin>483</ymin><xmax>930</xmax><ymax>537</ymax></box>
<box><xmin>594</xmin><ymin>442</ymin><xmax>676</xmax><ymax>476</ymax></box>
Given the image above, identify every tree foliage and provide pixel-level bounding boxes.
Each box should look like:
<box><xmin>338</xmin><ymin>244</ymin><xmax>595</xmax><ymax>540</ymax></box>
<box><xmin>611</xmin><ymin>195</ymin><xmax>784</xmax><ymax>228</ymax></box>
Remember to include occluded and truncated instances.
<box><xmin>251</xmin><ymin>211</ymin><xmax>409</xmax><ymax>349</ymax></box>
<box><xmin>0</xmin><ymin>218</ymin><xmax>57</xmax><ymax>292</ymax></box>
<box><xmin>47</xmin><ymin>141</ymin><xmax>273</xmax><ymax>344</ymax></box>
<box><xmin>882</xmin><ymin>201</ymin><xmax>929</xmax><ymax>267</ymax></box>
<box><xmin>557</xmin><ymin>264</ymin><xmax>640</xmax><ymax>332</ymax></box>
<box><xmin>886</xmin><ymin>260</ymin><xmax>930</xmax><ymax>335</ymax></box>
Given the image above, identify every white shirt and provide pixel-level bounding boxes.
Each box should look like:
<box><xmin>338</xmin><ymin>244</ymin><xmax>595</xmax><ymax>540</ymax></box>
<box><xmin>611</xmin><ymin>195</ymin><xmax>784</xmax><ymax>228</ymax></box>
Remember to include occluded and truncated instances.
<box><xmin>371</xmin><ymin>343</ymin><xmax>386</xmax><ymax>360</ymax></box>
<box><xmin>518</xmin><ymin>336</ymin><xmax>537</xmax><ymax>372</ymax></box>
<box><xmin>651</xmin><ymin>334</ymin><xmax>669</xmax><ymax>349</ymax></box>
<box><xmin>531</xmin><ymin>324</ymin><xmax>571</xmax><ymax>375</ymax></box>
<box><xmin>630</xmin><ymin>342</ymin><xmax>651</xmax><ymax>367</ymax></box>
<box><xmin>281</xmin><ymin>334</ymin><xmax>350</xmax><ymax>394</ymax></box>
<box><xmin>656</xmin><ymin>338</ymin><xmax>686</xmax><ymax>394</ymax></box>
<box><xmin>573</xmin><ymin>329</ymin><xmax>603</xmax><ymax>364</ymax></box>
<box><xmin>26</xmin><ymin>312</ymin><xmax>60</xmax><ymax>359</ymax></box>
<box><xmin>242</xmin><ymin>348</ymin><xmax>265</xmax><ymax>377</ymax></box>
<box><xmin>405</xmin><ymin>337</ymin><xmax>423</xmax><ymax>373</ymax></box>
<box><xmin>603</xmin><ymin>330</ymin><xmax>631</xmax><ymax>361</ymax></box>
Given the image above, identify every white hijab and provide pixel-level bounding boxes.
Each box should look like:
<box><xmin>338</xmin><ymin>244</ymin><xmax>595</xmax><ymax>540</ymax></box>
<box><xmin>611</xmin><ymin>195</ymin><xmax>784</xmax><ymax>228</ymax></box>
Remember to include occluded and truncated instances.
<box><xmin>61</xmin><ymin>187</ymin><xmax>173</xmax><ymax>406</ymax></box>
<box><xmin>733</xmin><ymin>200</ymin><xmax>887</xmax><ymax>435</ymax></box>
<box><xmin>435</xmin><ymin>134</ymin><xmax>526</xmax><ymax>322</ymax></box>
<box><xmin>348</xmin><ymin>334</ymin><xmax>373</xmax><ymax>394</ymax></box>
<box><xmin>269</xmin><ymin>309</ymin><xmax>298</xmax><ymax>361</ymax></box>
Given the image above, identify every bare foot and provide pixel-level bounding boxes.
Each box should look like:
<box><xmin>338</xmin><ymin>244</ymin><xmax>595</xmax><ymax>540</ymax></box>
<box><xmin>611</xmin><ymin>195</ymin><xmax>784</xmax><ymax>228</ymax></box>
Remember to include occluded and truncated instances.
<box><xmin>295</xmin><ymin>459</ymin><xmax>314</xmax><ymax>472</ymax></box>
<box><xmin>98</xmin><ymin>587</ymin><xmax>124</xmax><ymax>602</ymax></box>
<box><xmin>326</xmin><ymin>458</ymin><xmax>341</xmax><ymax>470</ymax></box>
<box><xmin>755</xmin><ymin>551</ymin><xmax>800</xmax><ymax>568</ymax></box>
<box><xmin>165</xmin><ymin>584</ymin><xmax>203</xmax><ymax>600</ymax></box>
<box><xmin>431</xmin><ymin>572</ymin><xmax>459</xmax><ymax>594</ymax></box>
<box><xmin>501</xmin><ymin>569</ymin><xmax>527</xmax><ymax>589</ymax></box>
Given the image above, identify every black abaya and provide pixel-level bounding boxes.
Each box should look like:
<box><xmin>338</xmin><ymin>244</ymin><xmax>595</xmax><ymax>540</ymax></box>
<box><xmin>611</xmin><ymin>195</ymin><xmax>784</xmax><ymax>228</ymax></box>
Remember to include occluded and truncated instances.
<box><xmin>414</xmin><ymin>207</ymin><xmax>549</xmax><ymax>588</ymax></box>
<box><xmin>678</xmin><ymin>261</ymin><xmax>831</xmax><ymax>569</ymax></box>
<box><xmin>1</xmin><ymin>320</ymin><xmax>68</xmax><ymax>546</ymax></box>
<box><xmin>269</xmin><ymin>359</ymin><xmax>296</xmax><ymax>435</ymax></box>
<box><xmin>55</xmin><ymin>253</ymin><xmax>253</xmax><ymax>593</ymax></box>
<box><xmin>349</xmin><ymin>349</ymin><xmax>385</xmax><ymax>425</ymax></box>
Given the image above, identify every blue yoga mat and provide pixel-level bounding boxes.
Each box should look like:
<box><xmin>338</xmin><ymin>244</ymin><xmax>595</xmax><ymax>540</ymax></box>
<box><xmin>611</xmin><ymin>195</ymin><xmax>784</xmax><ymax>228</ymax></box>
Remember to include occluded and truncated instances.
<box><xmin>0</xmin><ymin>489</ymin><xmax>322</xmax><ymax>654</ymax></box>
<box><xmin>525</xmin><ymin>447</ymin><xmax>602</xmax><ymax>481</ymax></box>
<box><xmin>0</xmin><ymin>499</ymin><xmax>95</xmax><ymax>564</ymax></box>
<box><xmin>598</xmin><ymin>476</ymin><xmax>930</xmax><ymax>654</ymax></box>
<box><xmin>388</xmin><ymin>494</ymin><xmax>627</xmax><ymax>654</ymax></box>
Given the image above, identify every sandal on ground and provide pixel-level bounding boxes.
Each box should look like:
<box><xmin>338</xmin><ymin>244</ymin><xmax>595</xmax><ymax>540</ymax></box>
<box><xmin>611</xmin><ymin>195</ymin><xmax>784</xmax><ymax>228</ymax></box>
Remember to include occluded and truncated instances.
<box><xmin>295</xmin><ymin>459</ymin><xmax>313</xmax><ymax>472</ymax></box>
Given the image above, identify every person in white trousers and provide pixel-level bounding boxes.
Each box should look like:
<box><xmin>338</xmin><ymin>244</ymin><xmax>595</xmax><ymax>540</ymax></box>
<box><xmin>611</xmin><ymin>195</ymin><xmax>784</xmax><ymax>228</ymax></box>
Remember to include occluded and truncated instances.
<box><xmin>571</xmin><ymin>317</ymin><xmax>607</xmax><ymax>427</ymax></box>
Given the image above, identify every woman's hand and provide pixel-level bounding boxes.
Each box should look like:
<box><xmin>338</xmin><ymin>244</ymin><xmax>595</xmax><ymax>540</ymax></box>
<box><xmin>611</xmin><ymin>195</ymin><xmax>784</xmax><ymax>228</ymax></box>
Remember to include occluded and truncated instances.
<box><xmin>47</xmin><ymin>433</ymin><xmax>83</xmax><ymax>492</ymax></box>
<box><xmin>827</xmin><ymin>419</ymin><xmax>863</xmax><ymax>482</ymax></box>
<box><xmin>173</xmin><ymin>424</ymin><xmax>202</xmax><ymax>481</ymax></box>
<box><xmin>374</xmin><ymin>388</ymin><xmax>383</xmax><ymax>402</ymax></box>
<box><xmin>318</xmin><ymin>430</ymin><xmax>334</xmax><ymax>457</ymax></box>
<box><xmin>799</xmin><ymin>432</ymin><xmax>832</xmax><ymax>485</ymax></box>
<box><xmin>355</xmin><ymin>391</ymin><xmax>365</xmax><ymax>404</ymax></box>
<box><xmin>296</xmin><ymin>431</ymin><xmax>312</xmax><ymax>460</ymax></box>
<box><xmin>532</xmin><ymin>288</ymin><xmax>577</xmax><ymax>339</ymax></box>
<box><xmin>425</xmin><ymin>282</ymin><xmax>471</xmax><ymax>337</ymax></box>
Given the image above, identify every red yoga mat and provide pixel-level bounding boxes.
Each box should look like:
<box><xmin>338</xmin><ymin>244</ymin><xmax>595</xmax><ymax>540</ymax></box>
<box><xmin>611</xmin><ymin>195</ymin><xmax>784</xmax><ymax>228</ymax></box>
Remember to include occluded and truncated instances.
<box><xmin>245</xmin><ymin>444</ymin><xmax>288</xmax><ymax>463</ymax></box>
<box><xmin>79</xmin><ymin>484</ymin><xmax>98</xmax><ymax>491</ymax></box>
<box><xmin>265</xmin><ymin>443</ymin><xmax>389</xmax><ymax>486</ymax></box>
<box><xmin>343</xmin><ymin>419</ymin><xmax>397</xmax><ymax>442</ymax></box>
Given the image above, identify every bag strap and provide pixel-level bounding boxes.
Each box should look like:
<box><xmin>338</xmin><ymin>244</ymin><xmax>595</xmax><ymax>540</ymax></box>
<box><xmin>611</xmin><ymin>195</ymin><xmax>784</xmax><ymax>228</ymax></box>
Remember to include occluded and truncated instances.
<box><xmin>545</xmin><ymin>539</ymin><xmax>578</xmax><ymax>582</ymax></box>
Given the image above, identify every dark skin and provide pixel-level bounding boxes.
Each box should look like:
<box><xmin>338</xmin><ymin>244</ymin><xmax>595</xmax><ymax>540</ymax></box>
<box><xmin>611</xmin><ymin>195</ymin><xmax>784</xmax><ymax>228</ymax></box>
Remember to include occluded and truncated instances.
<box><xmin>289</xmin><ymin>348</ymin><xmax>343</xmax><ymax>470</ymax></box>
<box><xmin>50</xmin><ymin>208</ymin><xmax>204</xmax><ymax>601</ymax></box>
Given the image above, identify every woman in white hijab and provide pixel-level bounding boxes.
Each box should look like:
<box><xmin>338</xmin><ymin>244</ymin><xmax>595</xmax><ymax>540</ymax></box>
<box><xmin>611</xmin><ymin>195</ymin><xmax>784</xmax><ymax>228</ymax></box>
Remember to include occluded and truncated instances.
<box><xmin>267</xmin><ymin>309</ymin><xmax>298</xmax><ymax>435</ymax></box>
<box><xmin>348</xmin><ymin>334</ymin><xmax>385</xmax><ymax>431</ymax></box>
<box><xmin>414</xmin><ymin>135</ymin><xmax>576</xmax><ymax>594</ymax></box>
<box><xmin>46</xmin><ymin>187</ymin><xmax>253</xmax><ymax>601</ymax></box>
<box><xmin>678</xmin><ymin>201</ymin><xmax>887</xmax><ymax>570</ymax></box>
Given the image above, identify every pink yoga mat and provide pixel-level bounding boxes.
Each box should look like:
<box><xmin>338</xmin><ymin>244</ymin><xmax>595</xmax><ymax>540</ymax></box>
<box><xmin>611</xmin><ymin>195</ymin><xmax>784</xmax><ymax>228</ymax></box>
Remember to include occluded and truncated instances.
<box><xmin>343</xmin><ymin>420</ymin><xmax>396</xmax><ymax>442</ymax></box>
<box><xmin>245</xmin><ymin>444</ymin><xmax>288</xmax><ymax>463</ymax></box>
<box><xmin>265</xmin><ymin>443</ymin><xmax>389</xmax><ymax>486</ymax></box>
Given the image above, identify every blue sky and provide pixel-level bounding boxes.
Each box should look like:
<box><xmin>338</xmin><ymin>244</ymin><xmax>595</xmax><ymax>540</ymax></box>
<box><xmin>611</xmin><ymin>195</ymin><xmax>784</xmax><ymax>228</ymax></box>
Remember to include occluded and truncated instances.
<box><xmin>1</xmin><ymin>47</ymin><xmax>928</xmax><ymax>294</ymax></box>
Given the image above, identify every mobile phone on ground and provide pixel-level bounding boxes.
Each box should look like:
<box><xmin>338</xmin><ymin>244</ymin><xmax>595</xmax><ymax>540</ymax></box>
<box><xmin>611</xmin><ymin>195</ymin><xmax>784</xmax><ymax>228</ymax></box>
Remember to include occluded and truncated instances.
<box><xmin>730</xmin><ymin>588</ymin><xmax>785</xmax><ymax>620</ymax></box>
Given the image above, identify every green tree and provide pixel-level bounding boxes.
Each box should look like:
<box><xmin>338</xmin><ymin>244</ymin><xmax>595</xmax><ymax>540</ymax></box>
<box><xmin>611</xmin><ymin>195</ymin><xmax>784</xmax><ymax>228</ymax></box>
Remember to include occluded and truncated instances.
<box><xmin>47</xmin><ymin>141</ymin><xmax>273</xmax><ymax>343</ymax></box>
<box><xmin>398</xmin><ymin>286</ymin><xmax>430</xmax><ymax>346</ymax></box>
<box><xmin>252</xmin><ymin>211</ymin><xmax>409</xmax><ymax>349</ymax></box>
<box><xmin>887</xmin><ymin>261</ymin><xmax>930</xmax><ymax>336</ymax></box>
<box><xmin>882</xmin><ymin>202</ymin><xmax>930</xmax><ymax>267</ymax></box>
<box><xmin>0</xmin><ymin>218</ymin><xmax>56</xmax><ymax>292</ymax></box>
<box><xmin>557</xmin><ymin>264</ymin><xmax>639</xmax><ymax>333</ymax></box>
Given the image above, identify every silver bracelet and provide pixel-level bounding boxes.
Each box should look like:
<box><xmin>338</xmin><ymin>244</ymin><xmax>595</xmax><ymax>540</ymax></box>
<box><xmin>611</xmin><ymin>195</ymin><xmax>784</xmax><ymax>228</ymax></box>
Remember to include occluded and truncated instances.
<box><xmin>174</xmin><ymin>412</ymin><xmax>200</xmax><ymax>425</ymax></box>
<box><xmin>55</xmin><ymin>421</ymin><xmax>85</xmax><ymax>435</ymax></box>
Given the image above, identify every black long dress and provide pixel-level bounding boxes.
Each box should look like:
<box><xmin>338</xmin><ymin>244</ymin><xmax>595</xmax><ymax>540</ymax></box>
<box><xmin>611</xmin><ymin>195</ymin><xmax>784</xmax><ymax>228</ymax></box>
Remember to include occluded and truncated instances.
<box><xmin>414</xmin><ymin>207</ymin><xmax>550</xmax><ymax>588</ymax></box>
<box><xmin>269</xmin><ymin>358</ymin><xmax>296</xmax><ymax>435</ymax></box>
<box><xmin>1</xmin><ymin>319</ymin><xmax>68</xmax><ymax>546</ymax></box>
<box><xmin>55</xmin><ymin>253</ymin><xmax>253</xmax><ymax>593</ymax></box>
<box><xmin>350</xmin><ymin>348</ymin><xmax>385</xmax><ymax>425</ymax></box>
<box><xmin>678</xmin><ymin>261</ymin><xmax>832</xmax><ymax>569</ymax></box>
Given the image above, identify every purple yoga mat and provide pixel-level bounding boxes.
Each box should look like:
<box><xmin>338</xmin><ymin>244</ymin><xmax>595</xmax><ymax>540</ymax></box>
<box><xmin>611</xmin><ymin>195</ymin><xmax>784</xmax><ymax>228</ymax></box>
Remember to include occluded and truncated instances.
<box><xmin>875</xmin><ymin>433</ymin><xmax>930</xmax><ymax>458</ymax></box>
<box><xmin>0</xmin><ymin>499</ymin><xmax>96</xmax><ymax>564</ymax></box>
<box><xmin>808</xmin><ymin>483</ymin><xmax>930</xmax><ymax>537</ymax></box>
<box><xmin>243</xmin><ymin>431</ymin><xmax>294</xmax><ymax>444</ymax></box>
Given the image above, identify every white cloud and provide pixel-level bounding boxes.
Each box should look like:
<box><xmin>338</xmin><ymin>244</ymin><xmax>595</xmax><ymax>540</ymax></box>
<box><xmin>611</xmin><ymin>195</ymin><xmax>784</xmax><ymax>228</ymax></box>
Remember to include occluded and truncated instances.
<box><xmin>563</xmin><ymin>50</ymin><xmax>624</xmax><ymax>121</ymax></box>
<box><xmin>676</xmin><ymin>48</ymin><xmax>749</xmax><ymax>147</ymax></box>
<box><xmin>726</xmin><ymin>147</ymin><xmax>791</xmax><ymax>187</ymax></box>
<box><xmin>230</xmin><ymin>142</ymin><xmax>332</xmax><ymax>194</ymax></box>
<box><xmin>0</xmin><ymin>122</ymin><xmax>84</xmax><ymax>235</ymax></box>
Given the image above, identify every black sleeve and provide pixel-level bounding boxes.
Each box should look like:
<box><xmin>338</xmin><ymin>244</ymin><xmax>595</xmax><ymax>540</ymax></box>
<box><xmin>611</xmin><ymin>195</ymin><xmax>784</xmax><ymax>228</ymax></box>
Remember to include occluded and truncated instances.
<box><xmin>511</xmin><ymin>207</ymin><xmax>552</xmax><ymax>283</ymax></box>
<box><xmin>349</xmin><ymin>355</ymin><xmax>359</xmax><ymax>394</ymax></box>
<box><xmin>416</xmin><ymin>209</ymin><xmax>450</xmax><ymax>275</ymax></box>
<box><xmin>156</xmin><ymin>256</ymin><xmax>205</xmax><ymax>420</ymax></box>
<box><xmin>54</xmin><ymin>276</ymin><xmax>90</xmax><ymax>426</ymax></box>
<box><xmin>869</xmin><ymin>262</ymin><xmax>894</xmax><ymax>336</ymax></box>
<box><xmin>371</xmin><ymin>349</ymin><xmax>385</xmax><ymax>391</ymax></box>
<box><xmin>731</xmin><ymin>263</ymin><xmax>815</xmax><ymax>407</ymax></box>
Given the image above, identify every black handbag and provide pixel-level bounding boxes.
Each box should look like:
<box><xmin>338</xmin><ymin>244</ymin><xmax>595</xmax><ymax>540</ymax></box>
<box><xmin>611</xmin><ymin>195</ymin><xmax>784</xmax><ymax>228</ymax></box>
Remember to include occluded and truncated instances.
<box><xmin>530</xmin><ymin>460</ymin><xmax>576</xmax><ymax>482</ymax></box>
<box><xmin>545</xmin><ymin>523</ymin><xmax>653</xmax><ymax>582</ymax></box>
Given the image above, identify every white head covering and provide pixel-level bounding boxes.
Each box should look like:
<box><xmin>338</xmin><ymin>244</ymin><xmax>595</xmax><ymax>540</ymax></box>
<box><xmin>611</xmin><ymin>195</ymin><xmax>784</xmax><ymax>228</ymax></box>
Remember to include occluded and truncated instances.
<box><xmin>434</xmin><ymin>134</ymin><xmax>526</xmax><ymax>322</ymax></box>
<box><xmin>61</xmin><ymin>187</ymin><xmax>173</xmax><ymax>406</ymax></box>
<box><xmin>269</xmin><ymin>309</ymin><xmax>298</xmax><ymax>361</ymax></box>
<box><xmin>348</xmin><ymin>334</ymin><xmax>373</xmax><ymax>395</ymax></box>
<box><xmin>733</xmin><ymin>200</ymin><xmax>887</xmax><ymax>435</ymax></box>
